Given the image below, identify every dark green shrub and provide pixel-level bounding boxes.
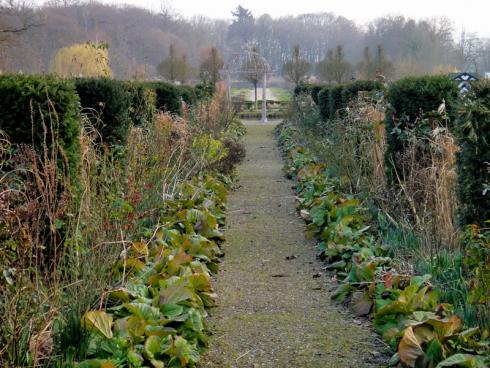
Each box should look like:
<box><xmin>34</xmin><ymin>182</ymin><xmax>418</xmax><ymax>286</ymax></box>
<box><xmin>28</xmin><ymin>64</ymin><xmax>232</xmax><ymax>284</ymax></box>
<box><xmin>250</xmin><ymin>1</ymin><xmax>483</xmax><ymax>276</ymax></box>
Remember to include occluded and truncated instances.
<box><xmin>125</xmin><ymin>82</ymin><xmax>156</xmax><ymax>126</ymax></box>
<box><xmin>0</xmin><ymin>74</ymin><xmax>81</xmax><ymax>175</ymax></box>
<box><xmin>178</xmin><ymin>85</ymin><xmax>197</xmax><ymax>106</ymax></box>
<box><xmin>385</xmin><ymin>75</ymin><xmax>459</xmax><ymax>183</ymax></box>
<box><xmin>293</xmin><ymin>83</ymin><xmax>327</xmax><ymax>104</ymax></box>
<box><xmin>317</xmin><ymin>86</ymin><xmax>332</xmax><ymax>121</ymax></box>
<box><xmin>310</xmin><ymin>85</ymin><xmax>326</xmax><ymax>104</ymax></box>
<box><xmin>329</xmin><ymin>84</ymin><xmax>345</xmax><ymax>119</ymax></box>
<box><xmin>74</xmin><ymin>78</ymin><xmax>131</xmax><ymax>147</ymax></box>
<box><xmin>455</xmin><ymin>81</ymin><xmax>490</xmax><ymax>226</ymax></box>
<box><xmin>317</xmin><ymin>81</ymin><xmax>384</xmax><ymax>121</ymax></box>
<box><xmin>146</xmin><ymin>82</ymin><xmax>181</xmax><ymax>114</ymax></box>
<box><xmin>195</xmin><ymin>81</ymin><xmax>216</xmax><ymax>100</ymax></box>
<box><xmin>293</xmin><ymin>83</ymin><xmax>312</xmax><ymax>97</ymax></box>
<box><xmin>341</xmin><ymin>80</ymin><xmax>383</xmax><ymax>106</ymax></box>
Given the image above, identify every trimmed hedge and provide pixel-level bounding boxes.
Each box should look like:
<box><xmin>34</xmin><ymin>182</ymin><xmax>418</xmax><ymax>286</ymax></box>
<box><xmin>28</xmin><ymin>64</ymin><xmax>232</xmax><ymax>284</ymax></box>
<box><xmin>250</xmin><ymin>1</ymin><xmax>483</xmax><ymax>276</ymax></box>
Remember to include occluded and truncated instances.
<box><xmin>328</xmin><ymin>84</ymin><xmax>345</xmax><ymax>120</ymax></box>
<box><xmin>341</xmin><ymin>80</ymin><xmax>383</xmax><ymax>106</ymax></box>
<box><xmin>195</xmin><ymin>81</ymin><xmax>216</xmax><ymax>101</ymax></box>
<box><xmin>384</xmin><ymin>75</ymin><xmax>459</xmax><ymax>183</ymax></box>
<box><xmin>178</xmin><ymin>85</ymin><xmax>197</xmax><ymax>106</ymax></box>
<box><xmin>317</xmin><ymin>86</ymin><xmax>332</xmax><ymax>121</ymax></box>
<box><xmin>293</xmin><ymin>83</ymin><xmax>312</xmax><ymax>97</ymax></box>
<box><xmin>455</xmin><ymin>81</ymin><xmax>490</xmax><ymax>226</ymax></box>
<box><xmin>74</xmin><ymin>78</ymin><xmax>131</xmax><ymax>147</ymax></box>
<box><xmin>293</xmin><ymin>83</ymin><xmax>327</xmax><ymax>104</ymax></box>
<box><xmin>316</xmin><ymin>80</ymin><xmax>383</xmax><ymax>121</ymax></box>
<box><xmin>0</xmin><ymin>74</ymin><xmax>81</xmax><ymax>175</ymax></box>
<box><xmin>125</xmin><ymin>82</ymin><xmax>156</xmax><ymax>126</ymax></box>
<box><xmin>145</xmin><ymin>82</ymin><xmax>182</xmax><ymax>115</ymax></box>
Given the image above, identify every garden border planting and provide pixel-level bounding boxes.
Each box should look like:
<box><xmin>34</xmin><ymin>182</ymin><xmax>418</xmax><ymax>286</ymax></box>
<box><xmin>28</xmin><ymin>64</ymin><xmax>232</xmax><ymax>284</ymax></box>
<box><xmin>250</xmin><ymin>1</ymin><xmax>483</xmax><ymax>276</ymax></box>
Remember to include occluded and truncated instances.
<box><xmin>276</xmin><ymin>121</ymin><xmax>489</xmax><ymax>368</ymax></box>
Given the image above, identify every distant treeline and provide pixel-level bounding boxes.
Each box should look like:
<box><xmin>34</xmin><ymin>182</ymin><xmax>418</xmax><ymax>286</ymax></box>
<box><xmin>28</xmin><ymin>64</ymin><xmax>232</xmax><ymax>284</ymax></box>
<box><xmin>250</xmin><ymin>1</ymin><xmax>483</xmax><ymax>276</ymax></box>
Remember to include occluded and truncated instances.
<box><xmin>0</xmin><ymin>1</ymin><xmax>489</xmax><ymax>79</ymax></box>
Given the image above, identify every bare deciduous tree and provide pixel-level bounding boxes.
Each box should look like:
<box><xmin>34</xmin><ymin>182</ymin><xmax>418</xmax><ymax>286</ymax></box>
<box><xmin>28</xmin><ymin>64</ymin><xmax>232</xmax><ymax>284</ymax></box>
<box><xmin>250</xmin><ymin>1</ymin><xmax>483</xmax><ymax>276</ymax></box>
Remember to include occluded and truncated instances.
<box><xmin>282</xmin><ymin>44</ymin><xmax>311</xmax><ymax>86</ymax></box>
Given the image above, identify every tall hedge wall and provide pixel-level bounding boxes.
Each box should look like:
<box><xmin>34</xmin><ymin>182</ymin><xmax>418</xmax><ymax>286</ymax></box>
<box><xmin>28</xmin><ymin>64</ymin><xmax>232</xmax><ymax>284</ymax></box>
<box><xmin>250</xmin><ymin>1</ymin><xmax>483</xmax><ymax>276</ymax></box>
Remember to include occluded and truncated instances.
<box><xmin>195</xmin><ymin>81</ymin><xmax>216</xmax><ymax>101</ymax></box>
<box><xmin>178</xmin><ymin>85</ymin><xmax>197</xmax><ymax>106</ymax></box>
<box><xmin>145</xmin><ymin>82</ymin><xmax>182</xmax><ymax>115</ymax></box>
<box><xmin>384</xmin><ymin>75</ymin><xmax>459</xmax><ymax>183</ymax></box>
<box><xmin>316</xmin><ymin>80</ymin><xmax>384</xmax><ymax>121</ymax></box>
<box><xmin>293</xmin><ymin>83</ymin><xmax>327</xmax><ymax>104</ymax></box>
<box><xmin>455</xmin><ymin>81</ymin><xmax>490</xmax><ymax>226</ymax></box>
<box><xmin>317</xmin><ymin>86</ymin><xmax>332</xmax><ymax>121</ymax></box>
<box><xmin>74</xmin><ymin>78</ymin><xmax>131</xmax><ymax>147</ymax></box>
<box><xmin>125</xmin><ymin>82</ymin><xmax>156</xmax><ymax>126</ymax></box>
<box><xmin>0</xmin><ymin>74</ymin><xmax>81</xmax><ymax>175</ymax></box>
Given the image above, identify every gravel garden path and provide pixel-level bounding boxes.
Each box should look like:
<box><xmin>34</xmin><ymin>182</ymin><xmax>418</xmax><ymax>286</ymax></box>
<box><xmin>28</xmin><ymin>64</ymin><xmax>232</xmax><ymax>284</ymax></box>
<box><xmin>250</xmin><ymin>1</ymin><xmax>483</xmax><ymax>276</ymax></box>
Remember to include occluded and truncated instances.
<box><xmin>201</xmin><ymin>121</ymin><xmax>387</xmax><ymax>368</ymax></box>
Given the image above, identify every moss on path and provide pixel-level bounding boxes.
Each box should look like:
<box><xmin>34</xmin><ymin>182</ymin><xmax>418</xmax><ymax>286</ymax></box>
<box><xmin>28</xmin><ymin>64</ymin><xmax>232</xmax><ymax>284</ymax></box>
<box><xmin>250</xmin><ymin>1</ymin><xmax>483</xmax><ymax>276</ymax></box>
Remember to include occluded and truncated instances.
<box><xmin>201</xmin><ymin>121</ymin><xmax>386</xmax><ymax>368</ymax></box>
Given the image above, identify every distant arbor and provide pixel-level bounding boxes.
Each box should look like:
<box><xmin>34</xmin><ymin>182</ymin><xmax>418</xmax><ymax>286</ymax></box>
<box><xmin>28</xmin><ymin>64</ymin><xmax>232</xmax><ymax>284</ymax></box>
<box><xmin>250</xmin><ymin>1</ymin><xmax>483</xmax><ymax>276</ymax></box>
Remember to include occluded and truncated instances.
<box><xmin>282</xmin><ymin>45</ymin><xmax>311</xmax><ymax>86</ymax></box>
<box><xmin>51</xmin><ymin>42</ymin><xmax>112</xmax><ymax>78</ymax></box>
<box><xmin>240</xmin><ymin>45</ymin><xmax>269</xmax><ymax>110</ymax></box>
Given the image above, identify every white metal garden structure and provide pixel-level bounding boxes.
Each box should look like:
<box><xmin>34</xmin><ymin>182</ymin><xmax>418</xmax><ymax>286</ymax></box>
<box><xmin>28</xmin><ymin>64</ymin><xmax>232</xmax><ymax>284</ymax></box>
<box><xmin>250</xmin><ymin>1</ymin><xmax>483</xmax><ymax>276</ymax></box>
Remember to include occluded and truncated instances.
<box><xmin>222</xmin><ymin>49</ymin><xmax>272</xmax><ymax>122</ymax></box>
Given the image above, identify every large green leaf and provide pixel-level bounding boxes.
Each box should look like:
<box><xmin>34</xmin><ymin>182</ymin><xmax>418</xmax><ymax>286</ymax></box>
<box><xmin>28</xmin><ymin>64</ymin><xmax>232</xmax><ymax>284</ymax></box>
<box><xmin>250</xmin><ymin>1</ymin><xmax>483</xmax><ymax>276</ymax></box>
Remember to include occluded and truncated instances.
<box><xmin>170</xmin><ymin>336</ymin><xmax>200</xmax><ymax>366</ymax></box>
<box><xmin>81</xmin><ymin>311</ymin><xmax>113</xmax><ymax>339</ymax></box>
<box><xmin>126</xmin><ymin>302</ymin><xmax>162</xmax><ymax>322</ymax></box>
<box><xmin>160</xmin><ymin>304</ymin><xmax>184</xmax><ymax>319</ymax></box>
<box><xmin>436</xmin><ymin>354</ymin><xmax>488</xmax><ymax>368</ymax></box>
<box><xmin>160</xmin><ymin>285</ymin><xmax>195</xmax><ymax>305</ymax></box>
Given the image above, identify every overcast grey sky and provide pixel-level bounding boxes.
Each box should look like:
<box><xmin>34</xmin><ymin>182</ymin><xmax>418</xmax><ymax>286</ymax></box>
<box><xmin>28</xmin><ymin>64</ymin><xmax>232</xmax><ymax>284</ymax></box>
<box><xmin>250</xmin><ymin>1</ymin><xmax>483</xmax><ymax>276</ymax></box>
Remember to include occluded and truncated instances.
<box><xmin>44</xmin><ymin>0</ymin><xmax>490</xmax><ymax>37</ymax></box>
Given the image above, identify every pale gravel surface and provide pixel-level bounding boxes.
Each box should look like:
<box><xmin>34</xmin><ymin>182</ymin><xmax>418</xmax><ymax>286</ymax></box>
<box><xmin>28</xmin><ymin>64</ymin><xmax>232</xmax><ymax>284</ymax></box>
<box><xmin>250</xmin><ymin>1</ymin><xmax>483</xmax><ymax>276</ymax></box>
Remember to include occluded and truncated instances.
<box><xmin>200</xmin><ymin>121</ymin><xmax>388</xmax><ymax>368</ymax></box>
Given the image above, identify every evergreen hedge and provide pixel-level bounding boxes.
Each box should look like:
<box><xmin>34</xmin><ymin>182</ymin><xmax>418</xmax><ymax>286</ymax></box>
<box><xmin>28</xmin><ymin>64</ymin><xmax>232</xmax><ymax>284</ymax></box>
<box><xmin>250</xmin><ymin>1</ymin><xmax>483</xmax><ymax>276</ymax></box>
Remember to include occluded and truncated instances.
<box><xmin>316</xmin><ymin>81</ymin><xmax>383</xmax><ymax>121</ymax></box>
<box><xmin>146</xmin><ymin>82</ymin><xmax>182</xmax><ymax>114</ymax></box>
<box><xmin>317</xmin><ymin>86</ymin><xmax>332</xmax><ymax>121</ymax></box>
<box><xmin>384</xmin><ymin>75</ymin><xmax>459</xmax><ymax>183</ymax></box>
<box><xmin>455</xmin><ymin>81</ymin><xmax>490</xmax><ymax>226</ymax></box>
<box><xmin>341</xmin><ymin>80</ymin><xmax>383</xmax><ymax>106</ymax></box>
<box><xmin>328</xmin><ymin>84</ymin><xmax>345</xmax><ymax>120</ymax></box>
<box><xmin>293</xmin><ymin>83</ymin><xmax>312</xmax><ymax>97</ymax></box>
<box><xmin>293</xmin><ymin>83</ymin><xmax>326</xmax><ymax>104</ymax></box>
<box><xmin>125</xmin><ymin>82</ymin><xmax>156</xmax><ymax>126</ymax></box>
<box><xmin>74</xmin><ymin>78</ymin><xmax>131</xmax><ymax>147</ymax></box>
<box><xmin>178</xmin><ymin>85</ymin><xmax>197</xmax><ymax>106</ymax></box>
<box><xmin>0</xmin><ymin>74</ymin><xmax>81</xmax><ymax>175</ymax></box>
<box><xmin>195</xmin><ymin>81</ymin><xmax>216</xmax><ymax>101</ymax></box>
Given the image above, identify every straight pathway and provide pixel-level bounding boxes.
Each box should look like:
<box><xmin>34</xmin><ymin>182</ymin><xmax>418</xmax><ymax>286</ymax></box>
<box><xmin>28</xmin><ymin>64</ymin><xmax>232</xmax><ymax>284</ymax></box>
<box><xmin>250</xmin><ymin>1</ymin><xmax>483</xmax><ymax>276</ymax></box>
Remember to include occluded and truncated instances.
<box><xmin>201</xmin><ymin>121</ymin><xmax>386</xmax><ymax>368</ymax></box>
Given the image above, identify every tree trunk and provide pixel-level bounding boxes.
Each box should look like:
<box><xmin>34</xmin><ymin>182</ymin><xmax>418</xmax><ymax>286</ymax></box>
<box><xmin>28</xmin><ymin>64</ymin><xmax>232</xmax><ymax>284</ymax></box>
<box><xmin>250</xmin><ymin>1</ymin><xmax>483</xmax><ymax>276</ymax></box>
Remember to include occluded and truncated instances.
<box><xmin>254</xmin><ymin>83</ymin><xmax>258</xmax><ymax>110</ymax></box>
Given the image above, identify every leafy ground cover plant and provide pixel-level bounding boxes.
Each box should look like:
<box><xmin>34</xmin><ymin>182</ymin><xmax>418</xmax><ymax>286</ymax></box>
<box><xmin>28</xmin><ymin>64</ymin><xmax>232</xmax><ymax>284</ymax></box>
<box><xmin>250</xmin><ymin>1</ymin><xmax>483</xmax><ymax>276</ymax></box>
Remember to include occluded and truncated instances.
<box><xmin>0</xmin><ymin>78</ymin><xmax>245</xmax><ymax>367</ymax></box>
<box><xmin>73</xmin><ymin>175</ymin><xmax>231</xmax><ymax>368</ymax></box>
<box><xmin>276</xmin><ymin>121</ymin><xmax>489</xmax><ymax>368</ymax></box>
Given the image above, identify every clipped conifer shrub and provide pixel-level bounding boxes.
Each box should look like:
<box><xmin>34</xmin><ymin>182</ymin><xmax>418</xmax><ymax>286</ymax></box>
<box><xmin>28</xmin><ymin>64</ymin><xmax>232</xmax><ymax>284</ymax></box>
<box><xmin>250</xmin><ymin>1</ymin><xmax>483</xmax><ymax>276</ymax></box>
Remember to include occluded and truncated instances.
<box><xmin>195</xmin><ymin>81</ymin><xmax>216</xmax><ymax>101</ymax></box>
<box><xmin>125</xmin><ymin>82</ymin><xmax>156</xmax><ymax>126</ymax></box>
<box><xmin>385</xmin><ymin>75</ymin><xmax>459</xmax><ymax>183</ymax></box>
<box><xmin>455</xmin><ymin>81</ymin><xmax>490</xmax><ymax>226</ymax></box>
<box><xmin>310</xmin><ymin>85</ymin><xmax>326</xmax><ymax>104</ymax></box>
<box><xmin>0</xmin><ymin>74</ymin><xmax>81</xmax><ymax>175</ymax></box>
<box><xmin>74</xmin><ymin>77</ymin><xmax>131</xmax><ymax>147</ymax></box>
<box><xmin>293</xmin><ymin>83</ymin><xmax>312</xmax><ymax>97</ymax></box>
<box><xmin>317</xmin><ymin>86</ymin><xmax>332</xmax><ymax>121</ymax></box>
<box><xmin>341</xmin><ymin>80</ymin><xmax>383</xmax><ymax>105</ymax></box>
<box><xmin>329</xmin><ymin>84</ymin><xmax>346</xmax><ymax>119</ymax></box>
<box><xmin>145</xmin><ymin>82</ymin><xmax>182</xmax><ymax>114</ymax></box>
<box><xmin>178</xmin><ymin>85</ymin><xmax>197</xmax><ymax>106</ymax></box>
